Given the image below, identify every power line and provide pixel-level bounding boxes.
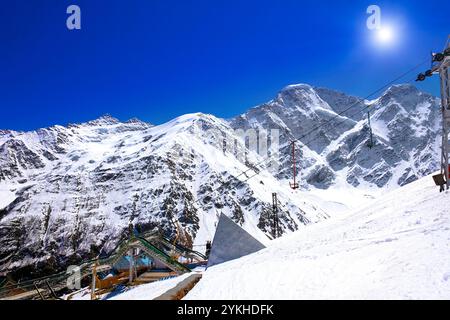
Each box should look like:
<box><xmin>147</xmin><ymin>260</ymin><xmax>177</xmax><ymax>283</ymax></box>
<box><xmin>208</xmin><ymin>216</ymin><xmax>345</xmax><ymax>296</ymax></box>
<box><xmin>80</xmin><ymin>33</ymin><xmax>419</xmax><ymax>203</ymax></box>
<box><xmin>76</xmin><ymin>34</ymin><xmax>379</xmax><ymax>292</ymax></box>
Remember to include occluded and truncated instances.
<box><xmin>184</xmin><ymin>58</ymin><xmax>430</xmax><ymax>213</ymax></box>
<box><xmin>236</xmin><ymin>73</ymin><xmax>425</xmax><ymax>186</ymax></box>
<box><xmin>294</xmin><ymin>58</ymin><xmax>430</xmax><ymax>143</ymax></box>
<box><xmin>297</xmin><ymin>74</ymin><xmax>420</xmax><ymax>153</ymax></box>
<box><xmin>202</xmin><ymin>66</ymin><xmax>419</xmax><ymax>188</ymax></box>
<box><xmin>298</xmin><ymin>76</ymin><xmax>414</xmax><ymax>150</ymax></box>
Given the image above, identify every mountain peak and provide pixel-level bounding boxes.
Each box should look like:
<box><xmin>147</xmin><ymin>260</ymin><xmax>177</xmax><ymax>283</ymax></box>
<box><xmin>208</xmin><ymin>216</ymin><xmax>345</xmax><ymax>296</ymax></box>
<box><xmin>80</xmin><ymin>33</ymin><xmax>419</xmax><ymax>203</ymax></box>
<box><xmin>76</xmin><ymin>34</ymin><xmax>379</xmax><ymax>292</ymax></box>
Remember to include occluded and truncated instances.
<box><xmin>274</xmin><ymin>83</ymin><xmax>332</xmax><ymax>112</ymax></box>
<box><xmin>0</xmin><ymin>129</ymin><xmax>11</xmax><ymax>136</ymax></box>
<box><xmin>378</xmin><ymin>83</ymin><xmax>437</xmax><ymax>111</ymax></box>
<box><xmin>125</xmin><ymin>117</ymin><xmax>152</xmax><ymax>127</ymax></box>
<box><xmin>383</xmin><ymin>84</ymin><xmax>418</xmax><ymax>96</ymax></box>
<box><xmin>85</xmin><ymin>114</ymin><xmax>120</xmax><ymax>126</ymax></box>
<box><xmin>171</xmin><ymin>112</ymin><xmax>219</xmax><ymax>124</ymax></box>
<box><xmin>280</xmin><ymin>83</ymin><xmax>314</xmax><ymax>92</ymax></box>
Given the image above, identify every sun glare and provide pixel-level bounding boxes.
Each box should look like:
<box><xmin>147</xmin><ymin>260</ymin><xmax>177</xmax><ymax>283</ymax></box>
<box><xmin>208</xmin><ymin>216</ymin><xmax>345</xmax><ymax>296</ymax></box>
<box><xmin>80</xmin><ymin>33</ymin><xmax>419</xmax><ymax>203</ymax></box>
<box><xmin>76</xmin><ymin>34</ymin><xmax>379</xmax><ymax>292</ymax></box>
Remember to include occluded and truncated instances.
<box><xmin>376</xmin><ymin>26</ymin><xmax>394</xmax><ymax>44</ymax></box>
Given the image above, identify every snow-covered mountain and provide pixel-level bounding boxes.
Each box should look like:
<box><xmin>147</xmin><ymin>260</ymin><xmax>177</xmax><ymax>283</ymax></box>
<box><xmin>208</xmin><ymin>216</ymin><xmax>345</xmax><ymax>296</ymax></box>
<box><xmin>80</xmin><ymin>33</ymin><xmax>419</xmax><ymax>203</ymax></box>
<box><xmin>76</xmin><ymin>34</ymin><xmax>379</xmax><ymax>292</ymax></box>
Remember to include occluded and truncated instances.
<box><xmin>231</xmin><ymin>83</ymin><xmax>440</xmax><ymax>189</ymax></box>
<box><xmin>0</xmin><ymin>113</ymin><xmax>326</xmax><ymax>278</ymax></box>
<box><xmin>0</xmin><ymin>83</ymin><xmax>441</xmax><ymax>279</ymax></box>
<box><xmin>185</xmin><ymin>174</ymin><xmax>450</xmax><ymax>299</ymax></box>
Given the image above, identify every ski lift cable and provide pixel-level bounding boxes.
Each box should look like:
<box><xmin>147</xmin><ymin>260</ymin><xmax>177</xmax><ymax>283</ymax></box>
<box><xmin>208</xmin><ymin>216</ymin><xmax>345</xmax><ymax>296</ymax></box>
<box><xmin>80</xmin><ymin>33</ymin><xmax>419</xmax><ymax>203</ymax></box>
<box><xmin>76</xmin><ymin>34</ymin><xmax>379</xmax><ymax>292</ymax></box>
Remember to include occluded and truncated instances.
<box><xmin>296</xmin><ymin>74</ymin><xmax>419</xmax><ymax>151</ymax></box>
<box><xmin>238</xmin><ymin>72</ymin><xmax>422</xmax><ymax>185</ymax></box>
<box><xmin>367</xmin><ymin>110</ymin><xmax>374</xmax><ymax>149</ymax></box>
<box><xmin>294</xmin><ymin>58</ymin><xmax>430</xmax><ymax>144</ymax></box>
<box><xmin>187</xmin><ymin>58</ymin><xmax>430</xmax><ymax>208</ymax></box>
<box><xmin>227</xmin><ymin>58</ymin><xmax>429</xmax><ymax>183</ymax></box>
<box><xmin>166</xmin><ymin>60</ymin><xmax>431</xmax><ymax>250</ymax></box>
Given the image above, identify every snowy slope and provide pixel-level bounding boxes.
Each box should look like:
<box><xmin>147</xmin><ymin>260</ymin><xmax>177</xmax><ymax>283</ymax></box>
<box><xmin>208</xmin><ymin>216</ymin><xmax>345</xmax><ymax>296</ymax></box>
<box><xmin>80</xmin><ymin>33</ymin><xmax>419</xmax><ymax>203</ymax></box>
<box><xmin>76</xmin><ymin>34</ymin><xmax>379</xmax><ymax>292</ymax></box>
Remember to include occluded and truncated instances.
<box><xmin>231</xmin><ymin>84</ymin><xmax>440</xmax><ymax>190</ymax></box>
<box><xmin>0</xmin><ymin>113</ymin><xmax>327</xmax><ymax>278</ymax></box>
<box><xmin>0</xmin><ymin>83</ymin><xmax>442</xmax><ymax>280</ymax></box>
<box><xmin>185</xmin><ymin>174</ymin><xmax>450</xmax><ymax>299</ymax></box>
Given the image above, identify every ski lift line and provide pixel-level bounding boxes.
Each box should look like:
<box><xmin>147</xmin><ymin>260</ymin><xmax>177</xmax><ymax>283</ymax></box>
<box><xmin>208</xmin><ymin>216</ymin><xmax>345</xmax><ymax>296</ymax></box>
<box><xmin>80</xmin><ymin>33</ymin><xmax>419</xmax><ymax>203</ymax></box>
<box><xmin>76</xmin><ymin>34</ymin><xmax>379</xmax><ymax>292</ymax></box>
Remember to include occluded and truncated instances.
<box><xmin>237</xmin><ymin>73</ymin><xmax>421</xmax><ymax>186</ymax></box>
<box><xmin>290</xmin><ymin>140</ymin><xmax>300</xmax><ymax>190</ymax></box>
<box><xmin>367</xmin><ymin>110</ymin><xmax>374</xmax><ymax>149</ymax></box>
<box><xmin>199</xmin><ymin>56</ymin><xmax>413</xmax><ymax>193</ymax></box>
<box><xmin>175</xmin><ymin>59</ymin><xmax>429</xmax><ymax>215</ymax></box>
<box><xmin>219</xmin><ymin>58</ymin><xmax>429</xmax><ymax>186</ymax></box>
<box><xmin>292</xmin><ymin>57</ymin><xmax>430</xmax><ymax>145</ymax></box>
<box><xmin>2</xmin><ymin>61</ymin><xmax>426</xmax><ymax>293</ymax></box>
<box><xmin>219</xmin><ymin>97</ymin><xmax>386</xmax><ymax>189</ymax></box>
<box><xmin>234</xmin><ymin>102</ymin><xmax>379</xmax><ymax>186</ymax></box>
<box><xmin>297</xmin><ymin>75</ymin><xmax>420</xmax><ymax>151</ymax></box>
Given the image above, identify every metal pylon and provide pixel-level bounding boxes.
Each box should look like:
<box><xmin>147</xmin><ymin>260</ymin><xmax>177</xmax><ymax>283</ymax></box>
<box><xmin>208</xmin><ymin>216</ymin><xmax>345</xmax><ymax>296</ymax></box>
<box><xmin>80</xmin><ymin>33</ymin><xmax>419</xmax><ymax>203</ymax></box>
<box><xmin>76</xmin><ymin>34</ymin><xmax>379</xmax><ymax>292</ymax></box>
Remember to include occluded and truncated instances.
<box><xmin>416</xmin><ymin>37</ymin><xmax>450</xmax><ymax>191</ymax></box>
<box><xmin>272</xmin><ymin>193</ymin><xmax>279</xmax><ymax>239</ymax></box>
<box><xmin>439</xmin><ymin>43</ymin><xmax>450</xmax><ymax>190</ymax></box>
<box><xmin>289</xmin><ymin>141</ymin><xmax>299</xmax><ymax>190</ymax></box>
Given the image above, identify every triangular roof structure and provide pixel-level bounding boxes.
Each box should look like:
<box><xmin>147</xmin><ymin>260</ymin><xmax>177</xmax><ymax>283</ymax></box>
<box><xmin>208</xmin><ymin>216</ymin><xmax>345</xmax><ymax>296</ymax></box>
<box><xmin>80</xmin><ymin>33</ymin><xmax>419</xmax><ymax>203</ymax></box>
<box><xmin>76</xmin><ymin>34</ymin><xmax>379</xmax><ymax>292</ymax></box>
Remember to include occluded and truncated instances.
<box><xmin>207</xmin><ymin>214</ymin><xmax>266</xmax><ymax>268</ymax></box>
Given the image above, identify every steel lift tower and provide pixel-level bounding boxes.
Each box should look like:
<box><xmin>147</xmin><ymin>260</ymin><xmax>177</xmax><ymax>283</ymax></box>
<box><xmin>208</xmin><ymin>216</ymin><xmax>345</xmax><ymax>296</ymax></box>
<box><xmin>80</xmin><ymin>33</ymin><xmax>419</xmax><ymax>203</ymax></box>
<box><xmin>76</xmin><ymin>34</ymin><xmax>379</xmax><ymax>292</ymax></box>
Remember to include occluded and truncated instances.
<box><xmin>417</xmin><ymin>37</ymin><xmax>450</xmax><ymax>191</ymax></box>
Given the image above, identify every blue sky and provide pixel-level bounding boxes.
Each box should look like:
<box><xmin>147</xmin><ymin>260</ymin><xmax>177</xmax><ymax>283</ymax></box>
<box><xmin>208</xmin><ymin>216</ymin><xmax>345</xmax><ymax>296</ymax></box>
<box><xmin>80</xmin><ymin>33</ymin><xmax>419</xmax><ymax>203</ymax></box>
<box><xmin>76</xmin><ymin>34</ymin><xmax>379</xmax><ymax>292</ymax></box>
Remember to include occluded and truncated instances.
<box><xmin>0</xmin><ymin>0</ymin><xmax>448</xmax><ymax>130</ymax></box>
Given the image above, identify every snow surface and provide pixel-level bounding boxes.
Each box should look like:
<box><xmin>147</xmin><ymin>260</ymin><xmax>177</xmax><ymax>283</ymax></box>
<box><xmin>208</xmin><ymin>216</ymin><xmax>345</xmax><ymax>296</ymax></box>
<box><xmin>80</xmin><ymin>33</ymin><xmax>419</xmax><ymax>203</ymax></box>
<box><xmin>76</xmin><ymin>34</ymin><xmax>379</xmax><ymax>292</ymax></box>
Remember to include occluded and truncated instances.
<box><xmin>0</xmin><ymin>186</ymin><xmax>15</xmax><ymax>210</ymax></box>
<box><xmin>109</xmin><ymin>273</ymin><xmax>193</xmax><ymax>300</ymax></box>
<box><xmin>64</xmin><ymin>273</ymin><xmax>193</xmax><ymax>300</ymax></box>
<box><xmin>0</xmin><ymin>84</ymin><xmax>442</xmax><ymax>276</ymax></box>
<box><xmin>185</xmin><ymin>174</ymin><xmax>450</xmax><ymax>300</ymax></box>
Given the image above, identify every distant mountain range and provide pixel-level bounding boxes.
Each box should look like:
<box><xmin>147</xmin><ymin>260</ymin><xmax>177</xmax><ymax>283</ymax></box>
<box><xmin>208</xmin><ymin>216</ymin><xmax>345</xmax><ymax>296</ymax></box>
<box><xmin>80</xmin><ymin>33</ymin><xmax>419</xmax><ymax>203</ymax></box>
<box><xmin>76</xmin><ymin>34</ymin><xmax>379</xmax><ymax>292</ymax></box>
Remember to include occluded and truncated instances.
<box><xmin>0</xmin><ymin>83</ymin><xmax>441</xmax><ymax>279</ymax></box>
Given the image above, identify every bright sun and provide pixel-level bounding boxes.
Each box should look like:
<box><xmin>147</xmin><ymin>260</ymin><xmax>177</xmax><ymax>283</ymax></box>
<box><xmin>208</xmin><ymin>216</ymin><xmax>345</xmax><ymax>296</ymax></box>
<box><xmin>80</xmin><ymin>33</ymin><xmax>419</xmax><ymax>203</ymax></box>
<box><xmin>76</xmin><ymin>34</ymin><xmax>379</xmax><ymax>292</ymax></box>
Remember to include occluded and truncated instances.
<box><xmin>376</xmin><ymin>26</ymin><xmax>394</xmax><ymax>44</ymax></box>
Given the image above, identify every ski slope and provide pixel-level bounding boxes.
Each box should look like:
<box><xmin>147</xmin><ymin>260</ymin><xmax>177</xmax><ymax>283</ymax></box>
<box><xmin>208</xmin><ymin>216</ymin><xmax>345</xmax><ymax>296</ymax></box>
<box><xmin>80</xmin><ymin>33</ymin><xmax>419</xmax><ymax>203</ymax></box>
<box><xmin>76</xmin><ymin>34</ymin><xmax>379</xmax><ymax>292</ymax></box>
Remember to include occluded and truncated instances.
<box><xmin>185</xmin><ymin>174</ymin><xmax>450</xmax><ymax>299</ymax></box>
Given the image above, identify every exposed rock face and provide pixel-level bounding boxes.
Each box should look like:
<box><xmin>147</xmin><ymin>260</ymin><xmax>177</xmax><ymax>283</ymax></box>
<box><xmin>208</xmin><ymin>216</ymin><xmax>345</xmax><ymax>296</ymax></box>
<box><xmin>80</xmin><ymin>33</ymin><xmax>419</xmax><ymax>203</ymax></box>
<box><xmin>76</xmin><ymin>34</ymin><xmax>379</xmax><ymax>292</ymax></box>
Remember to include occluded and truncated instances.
<box><xmin>0</xmin><ymin>114</ymin><xmax>323</xmax><ymax>278</ymax></box>
<box><xmin>231</xmin><ymin>84</ymin><xmax>440</xmax><ymax>189</ymax></box>
<box><xmin>0</xmin><ymin>83</ymin><xmax>441</xmax><ymax>279</ymax></box>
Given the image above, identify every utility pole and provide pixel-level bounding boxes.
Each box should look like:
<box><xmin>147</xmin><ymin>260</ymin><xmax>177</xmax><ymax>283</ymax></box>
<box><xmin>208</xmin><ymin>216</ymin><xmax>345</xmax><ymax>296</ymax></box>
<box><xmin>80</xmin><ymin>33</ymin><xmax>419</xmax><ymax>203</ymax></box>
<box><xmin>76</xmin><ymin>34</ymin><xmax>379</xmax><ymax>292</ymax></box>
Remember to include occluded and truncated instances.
<box><xmin>289</xmin><ymin>141</ymin><xmax>299</xmax><ymax>190</ymax></box>
<box><xmin>91</xmin><ymin>261</ymin><xmax>97</xmax><ymax>300</ymax></box>
<box><xmin>367</xmin><ymin>111</ymin><xmax>374</xmax><ymax>149</ymax></box>
<box><xmin>440</xmin><ymin>43</ymin><xmax>450</xmax><ymax>191</ymax></box>
<box><xmin>272</xmin><ymin>193</ymin><xmax>279</xmax><ymax>238</ymax></box>
<box><xmin>417</xmin><ymin>37</ymin><xmax>450</xmax><ymax>191</ymax></box>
